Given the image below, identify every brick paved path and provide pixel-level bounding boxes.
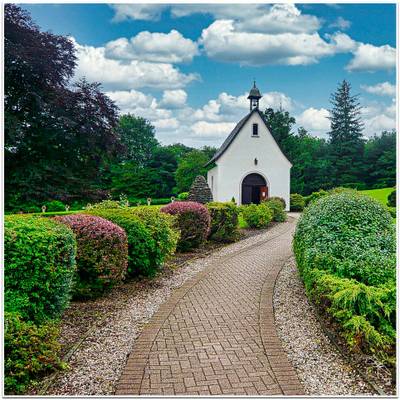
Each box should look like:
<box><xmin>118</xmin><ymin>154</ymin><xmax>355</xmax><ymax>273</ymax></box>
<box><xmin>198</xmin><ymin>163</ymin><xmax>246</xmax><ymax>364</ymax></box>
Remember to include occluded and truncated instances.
<box><xmin>116</xmin><ymin>218</ymin><xmax>304</xmax><ymax>395</ymax></box>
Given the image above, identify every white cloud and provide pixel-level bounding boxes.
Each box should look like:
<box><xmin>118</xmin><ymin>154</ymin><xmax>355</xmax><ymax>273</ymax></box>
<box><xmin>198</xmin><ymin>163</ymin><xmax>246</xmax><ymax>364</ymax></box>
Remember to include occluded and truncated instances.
<box><xmin>200</xmin><ymin>20</ymin><xmax>348</xmax><ymax>66</ymax></box>
<box><xmin>104</xmin><ymin>30</ymin><xmax>198</xmax><ymax>63</ymax></box>
<box><xmin>159</xmin><ymin>90</ymin><xmax>188</xmax><ymax>109</ymax></box>
<box><xmin>153</xmin><ymin>118</ymin><xmax>179</xmax><ymax>130</ymax></box>
<box><xmin>72</xmin><ymin>38</ymin><xmax>198</xmax><ymax>91</ymax></box>
<box><xmin>190</xmin><ymin>121</ymin><xmax>236</xmax><ymax>140</ymax></box>
<box><xmin>296</xmin><ymin>108</ymin><xmax>331</xmax><ymax>136</ymax></box>
<box><xmin>106</xmin><ymin>89</ymin><xmax>171</xmax><ymax>121</ymax></box>
<box><xmin>346</xmin><ymin>43</ymin><xmax>396</xmax><ymax>71</ymax></box>
<box><xmin>361</xmin><ymin>101</ymin><xmax>396</xmax><ymax>135</ymax></box>
<box><xmin>111</xmin><ymin>4</ymin><xmax>167</xmax><ymax>22</ymax></box>
<box><xmin>111</xmin><ymin>3</ymin><xmax>321</xmax><ymax>34</ymax></box>
<box><xmin>361</xmin><ymin>82</ymin><xmax>396</xmax><ymax>97</ymax></box>
<box><xmin>234</xmin><ymin>4</ymin><xmax>321</xmax><ymax>34</ymax></box>
<box><xmin>329</xmin><ymin>16</ymin><xmax>351</xmax><ymax>30</ymax></box>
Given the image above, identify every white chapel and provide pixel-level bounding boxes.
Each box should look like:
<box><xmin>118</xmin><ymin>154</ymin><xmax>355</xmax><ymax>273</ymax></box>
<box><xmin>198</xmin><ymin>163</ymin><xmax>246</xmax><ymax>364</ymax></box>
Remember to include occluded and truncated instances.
<box><xmin>206</xmin><ymin>82</ymin><xmax>292</xmax><ymax>210</ymax></box>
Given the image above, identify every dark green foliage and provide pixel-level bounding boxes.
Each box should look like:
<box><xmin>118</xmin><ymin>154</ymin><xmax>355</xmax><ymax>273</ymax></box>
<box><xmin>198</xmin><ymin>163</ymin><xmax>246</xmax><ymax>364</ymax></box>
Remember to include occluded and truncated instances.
<box><xmin>241</xmin><ymin>203</ymin><xmax>273</xmax><ymax>228</ymax></box>
<box><xmin>364</xmin><ymin>131</ymin><xmax>396</xmax><ymax>189</ymax></box>
<box><xmin>264</xmin><ymin>198</ymin><xmax>287</xmax><ymax>222</ymax></box>
<box><xmin>86</xmin><ymin>209</ymin><xmax>155</xmax><ymax>277</ymax></box>
<box><xmin>4</xmin><ymin>312</ymin><xmax>62</xmax><ymax>394</ymax></box>
<box><xmin>4</xmin><ymin>215</ymin><xmax>76</xmax><ymax>323</ymax></box>
<box><xmin>293</xmin><ymin>192</ymin><xmax>396</xmax><ymax>363</ymax></box>
<box><xmin>388</xmin><ymin>207</ymin><xmax>396</xmax><ymax>219</ymax></box>
<box><xmin>290</xmin><ymin>193</ymin><xmax>305</xmax><ymax>211</ymax></box>
<box><xmin>328</xmin><ymin>80</ymin><xmax>365</xmax><ymax>187</ymax></box>
<box><xmin>116</xmin><ymin>114</ymin><xmax>159</xmax><ymax>166</ymax></box>
<box><xmin>54</xmin><ymin>214</ymin><xmax>129</xmax><ymax>298</ymax></box>
<box><xmin>387</xmin><ymin>189</ymin><xmax>396</xmax><ymax>207</ymax></box>
<box><xmin>45</xmin><ymin>200</ymin><xmax>65</xmax><ymax>212</ymax></box>
<box><xmin>206</xmin><ymin>202</ymin><xmax>239</xmax><ymax>242</ymax></box>
<box><xmin>175</xmin><ymin>148</ymin><xmax>216</xmax><ymax>193</ymax></box>
<box><xmin>5</xmin><ymin>5</ymin><xmax>120</xmax><ymax>211</ymax></box>
<box><xmin>161</xmin><ymin>202</ymin><xmax>211</xmax><ymax>252</ymax></box>
<box><xmin>304</xmin><ymin>189</ymin><xmax>328</xmax><ymax>206</ymax></box>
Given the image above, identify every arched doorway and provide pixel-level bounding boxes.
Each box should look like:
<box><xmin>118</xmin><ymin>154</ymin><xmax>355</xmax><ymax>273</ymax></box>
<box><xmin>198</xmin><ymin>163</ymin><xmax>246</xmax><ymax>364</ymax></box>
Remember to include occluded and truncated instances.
<box><xmin>241</xmin><ymin>173</ymin><xmax>268</xmax><ymax>204</ymax></box>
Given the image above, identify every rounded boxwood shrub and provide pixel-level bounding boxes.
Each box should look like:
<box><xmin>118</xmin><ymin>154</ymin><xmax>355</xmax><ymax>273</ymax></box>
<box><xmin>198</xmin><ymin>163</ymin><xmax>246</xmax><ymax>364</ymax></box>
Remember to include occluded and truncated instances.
<box><xmin>86</xmin><ymin>209</ymin><xmax>155</xmax><ymax>277</ymax></box>
<box><xmin>5</xmin><ymin>215</ymin><xmax>76</xmax><ymax>323</ymax></box>
<box><xmin>387</xmin><ymin>189</ymin><xmax>396</xmax><ymax>207</ymax></box>
<box><xmin>206</xmin><ymin>202</ymin><xmax>239</xmax><ymax>242</ymax></box>
<box><xmin>268</xmin><ymin>196</ymin><xmax>286</xmax><ymax>209</ymax></box>
<box><xmin>264</xmin><ymin>198</ymin><xmax>287</xmax><ymax>222</ymax></box>
<box><xmin>294</xmin><ymin>192</ymin><xmax>395</xmax><ymax>286</ymax></box>
<box><xmin>290</xmin><ymin>193</ymin><xmax>305</xmax><ymax>211</ymax></box>
<box><xmin>293</xmin><ymin>192</ymin><xmax>396</xmax><ymax>361</ymax></box>
<box><xmin>54</xmin><ymin>214</ymin><xmax>128</xmax><ymax>298</ymax></box>
<box><xmin>130</xmin><ymin>207</ymin><xmax>179</xmax><ymax>273</ymax></box>
<box><xmin>241</xmin><ymin>203</ymin><xmax>273</xmax><ymax>228</ymax></box>
<box><xmin>5</xmin><ymin>312</ymin><xmax>62</xmax><ymax>395</ymax></box>
<box><xmin>161</xmin><ymin>201</ymin><xmax>210</xmax><ymax>252</ymax></box>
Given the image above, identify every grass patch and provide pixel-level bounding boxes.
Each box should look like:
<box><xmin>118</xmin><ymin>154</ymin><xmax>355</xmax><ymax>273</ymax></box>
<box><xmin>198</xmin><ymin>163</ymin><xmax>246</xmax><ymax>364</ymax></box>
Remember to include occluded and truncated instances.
<box><xmin>360</xmin><ymin>188</ymin><xmax>393</xmax><ymax>207</ymax></box>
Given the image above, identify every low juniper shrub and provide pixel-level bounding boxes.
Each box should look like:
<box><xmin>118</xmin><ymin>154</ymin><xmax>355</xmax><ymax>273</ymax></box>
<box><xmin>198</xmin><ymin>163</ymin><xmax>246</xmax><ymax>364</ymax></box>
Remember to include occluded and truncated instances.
<box><xmin>161</xmin><ymin>201</ymin><xmax>210</xmax><ymax>251</ymax></box>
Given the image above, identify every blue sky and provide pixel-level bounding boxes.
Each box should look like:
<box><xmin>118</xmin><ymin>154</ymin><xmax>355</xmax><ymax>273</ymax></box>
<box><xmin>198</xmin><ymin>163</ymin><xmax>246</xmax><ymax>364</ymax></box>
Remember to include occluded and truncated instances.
<box><xmin>23</xmin><ymin>3</ymin><xmax>396</xmax><ymax>147</ymax></box>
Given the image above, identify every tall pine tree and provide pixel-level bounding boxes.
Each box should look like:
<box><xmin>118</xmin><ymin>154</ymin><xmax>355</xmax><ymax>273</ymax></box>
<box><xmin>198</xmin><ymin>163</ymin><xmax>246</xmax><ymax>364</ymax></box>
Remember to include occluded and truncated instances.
<box><xmin>328</xmin><ymin>80</ymin><xmax>365</xmax><ymax>187</ymax></box>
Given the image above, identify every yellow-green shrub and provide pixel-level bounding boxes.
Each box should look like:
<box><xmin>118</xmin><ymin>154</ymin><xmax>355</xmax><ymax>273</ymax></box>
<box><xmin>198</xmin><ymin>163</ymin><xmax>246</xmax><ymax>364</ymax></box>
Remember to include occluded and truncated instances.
<box><xmin>241</xmin><ymin>203</ymin><xmax>272</xmax><ymax>228</ymax></box>
<box><xmin>206</xmin><ymin>202</ymin><xmax>239</xmax><ymax>242</ymax></box>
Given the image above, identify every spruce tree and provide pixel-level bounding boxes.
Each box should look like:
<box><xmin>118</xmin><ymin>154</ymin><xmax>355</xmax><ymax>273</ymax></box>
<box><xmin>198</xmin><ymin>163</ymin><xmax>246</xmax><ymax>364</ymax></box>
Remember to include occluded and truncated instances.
<box><xmin>328</xmin><ymin>80</ymin><xmax>365</xmax><ymax>187</ymax></box>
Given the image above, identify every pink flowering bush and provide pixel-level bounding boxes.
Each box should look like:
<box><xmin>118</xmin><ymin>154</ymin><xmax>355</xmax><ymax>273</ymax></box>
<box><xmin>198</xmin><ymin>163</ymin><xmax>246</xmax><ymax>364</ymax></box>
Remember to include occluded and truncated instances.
<box><xmin>161</xmin><ymin>201</ymin><xmax>210</xmax><ymax>252</ymax></box>
<box><xmin>55</xmin><ymin>214</ymin><xmax>128</xmax><ymax>298</ymax></box>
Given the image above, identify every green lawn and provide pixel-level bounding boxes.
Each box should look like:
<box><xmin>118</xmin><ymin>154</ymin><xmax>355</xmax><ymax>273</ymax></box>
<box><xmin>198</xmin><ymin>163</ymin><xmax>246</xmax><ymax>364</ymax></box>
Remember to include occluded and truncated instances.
<box><xmin>359</xmin><ymin>187</ymin><xmax>394</xmax><ymax>207</ymax></box>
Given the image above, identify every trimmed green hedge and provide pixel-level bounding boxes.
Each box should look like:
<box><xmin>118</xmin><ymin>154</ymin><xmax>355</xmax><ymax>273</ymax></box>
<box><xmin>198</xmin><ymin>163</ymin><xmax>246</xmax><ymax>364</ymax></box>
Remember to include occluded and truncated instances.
<box><xmin>206</xmin><ymin>202</ymin><xmax>239</xmax><ymax>242</ymax></box>
<box><xmin>241</xmin><ymin>203</ymin><xmax>272</xmax><ymax>228</ymax></box>
<box><xmin>264</xmin><ymin>198</ymin><xmax>287</xmax><ymax>222</ymax></box>
<box><xmin>161</xmin><ymin>201</ymin><xmax>210</xmax><ymax>252</ymax></box>
<box><xmin>130</xmin><ymin>207</ymin><xmax>179</xmax><ymax>273</ymax></box>
<box><xmin>5</xmin><ymin>215</ymin><xmax>76</xmax><ymax>323</ymax></box>
<box><xmin>4</xmin><ymin>312</ymin><xmax>62</xmax><ymax>395</ymax></box>
<box><xmin>293</xmin><ymin>192</ymin><xmax>396</xmax><ymax>364</ymax></box>
<box><xmin>290</xmin><ymin>193</ymin><xmax>305</xmax><ymax>211</ymax></box>
<box><xmin>86</xmin><ymin>209</ymin><xmax>155</xmax><ymax>277</ymax></box>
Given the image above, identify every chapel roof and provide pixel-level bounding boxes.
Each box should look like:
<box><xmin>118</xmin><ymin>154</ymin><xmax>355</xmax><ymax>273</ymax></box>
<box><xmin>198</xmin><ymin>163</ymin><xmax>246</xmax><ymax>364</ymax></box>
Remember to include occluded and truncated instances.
<box><xmin>205</xmin><ymin>108</ymin><xmax>292</xmax><ymax>167</ymax></box>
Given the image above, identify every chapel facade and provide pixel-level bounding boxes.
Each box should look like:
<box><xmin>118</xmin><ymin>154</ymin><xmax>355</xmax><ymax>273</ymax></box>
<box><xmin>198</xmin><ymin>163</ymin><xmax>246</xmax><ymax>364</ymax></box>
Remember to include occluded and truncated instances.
<box><xmin>206</xmin><ymin>82</ymin><xmax>292</xmax><ymax>210</ymax></box>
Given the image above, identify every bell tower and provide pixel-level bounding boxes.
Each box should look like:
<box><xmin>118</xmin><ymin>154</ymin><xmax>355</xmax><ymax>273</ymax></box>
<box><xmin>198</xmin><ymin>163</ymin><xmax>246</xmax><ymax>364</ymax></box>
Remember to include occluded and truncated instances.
<box><xmin>247</xmin><ymin>81</ymin><xmax>262</xmax><ymax>111</ymax></box>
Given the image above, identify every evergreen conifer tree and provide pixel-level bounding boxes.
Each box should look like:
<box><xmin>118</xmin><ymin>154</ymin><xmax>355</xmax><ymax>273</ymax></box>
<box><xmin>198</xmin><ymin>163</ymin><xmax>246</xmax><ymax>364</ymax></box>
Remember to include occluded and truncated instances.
<box><xmin>328</xmin><ymin>80</ymin><xmax>365</xmax><ymax>186</ymax></box>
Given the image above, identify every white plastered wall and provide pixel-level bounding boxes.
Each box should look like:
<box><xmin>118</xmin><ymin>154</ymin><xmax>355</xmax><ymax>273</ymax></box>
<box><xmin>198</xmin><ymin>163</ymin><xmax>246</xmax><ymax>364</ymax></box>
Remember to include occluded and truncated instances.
<box><xmin>207</xmin><ymin>112</ymin><xmax>291</xmax><ymax>210</ymax></box>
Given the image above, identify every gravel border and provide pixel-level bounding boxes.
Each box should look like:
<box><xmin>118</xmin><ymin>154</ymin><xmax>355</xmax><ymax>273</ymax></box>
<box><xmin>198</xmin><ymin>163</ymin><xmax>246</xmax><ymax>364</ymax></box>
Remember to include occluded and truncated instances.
<box><xmin>274</xmin><ymin>257</ymin><xmax>375</xmax><ymax>396</ymax></box>
<box><xmin>39</xmin><ymin>222</ymin><xmax>292</xmax><ymax>395</ymax></box>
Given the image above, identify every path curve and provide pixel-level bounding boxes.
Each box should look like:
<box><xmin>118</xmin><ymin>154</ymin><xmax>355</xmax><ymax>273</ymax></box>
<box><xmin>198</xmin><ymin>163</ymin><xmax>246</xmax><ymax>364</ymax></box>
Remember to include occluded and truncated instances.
<box><xmin>116</xmin><ymin>217</ymin><xmax>304</xmax><ymax>395</ymax></box>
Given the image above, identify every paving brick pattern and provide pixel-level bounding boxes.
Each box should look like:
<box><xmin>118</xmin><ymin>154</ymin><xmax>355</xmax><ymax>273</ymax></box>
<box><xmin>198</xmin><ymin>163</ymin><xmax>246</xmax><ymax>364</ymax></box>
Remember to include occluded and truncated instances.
<box><xmin>116</xmin><ymin>218</ymin><xmax>304</xmax><ymax>395</ymax></box>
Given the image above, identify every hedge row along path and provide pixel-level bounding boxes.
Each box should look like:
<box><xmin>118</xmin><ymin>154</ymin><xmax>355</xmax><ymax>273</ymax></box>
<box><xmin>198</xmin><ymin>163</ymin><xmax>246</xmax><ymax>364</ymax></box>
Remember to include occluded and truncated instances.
<box><xmin>116</xmin><ymin>216</ymin><xmax>304</xmax><ymax>395</ymax></box>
